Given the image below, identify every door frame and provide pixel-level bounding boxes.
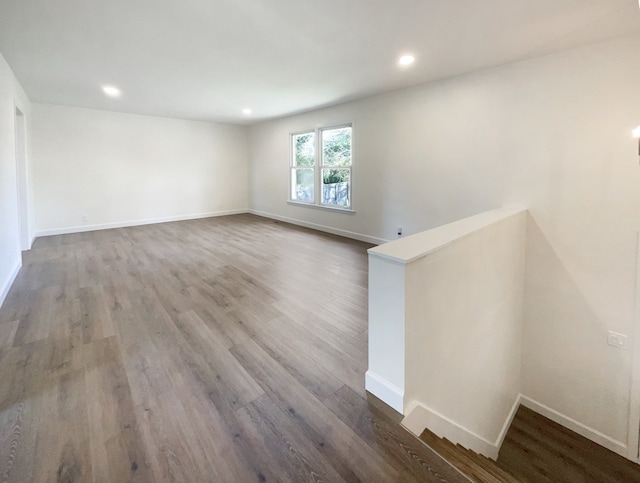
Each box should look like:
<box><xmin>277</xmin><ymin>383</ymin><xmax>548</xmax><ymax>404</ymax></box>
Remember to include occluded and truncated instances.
<box><xmin>14</xmin><ymin>104</ymin><xmax>30</xmax><ymax>251</ymax></box>
<box><xmin>628</xmin><ymin>232</ymin><xmax>640</xmax><ymax>461</ymax></box>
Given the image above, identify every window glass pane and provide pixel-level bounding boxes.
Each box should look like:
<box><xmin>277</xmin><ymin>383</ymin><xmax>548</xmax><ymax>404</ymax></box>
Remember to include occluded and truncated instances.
<box><xmin>291</xmin><ymin>168</ymin><xmax>314</xmax><ymax>202</ymax></box>
<box><xmin>321</xmin><ymin>168</ymin><xmax>350</xmax><ymax>207</ymax></box>
<box><xmin>322</xmin><ymin>127</ymin><xmax>351</xmax><ymax>167</ymax></box>
<box><xmin>293</xmin><ymin>132</ymin><xmax>315</xmax><ymax>167</ymax></box>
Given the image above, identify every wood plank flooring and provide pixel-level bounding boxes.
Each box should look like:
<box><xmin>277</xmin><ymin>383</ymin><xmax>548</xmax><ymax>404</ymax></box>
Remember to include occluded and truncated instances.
<box><xmin>0</xmin><ymin>214</ymin><xmax>467</xmax><ymax>482</ymax></box>
<box><xmin>497</xmin><ymin>406</ymin><xmax>640</xmax><ymax>482</ymax></box>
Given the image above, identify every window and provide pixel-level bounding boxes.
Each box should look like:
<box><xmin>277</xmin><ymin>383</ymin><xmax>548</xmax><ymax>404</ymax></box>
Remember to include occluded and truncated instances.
<box><xmin>290</xmin><ymin>124</ymin><xmax>352</xmax><ymax>210</ymax></box>
<box><xmin>291</xmin><ymin>131</ymin><xmax>315</xmax><ymax>203</ymax></box>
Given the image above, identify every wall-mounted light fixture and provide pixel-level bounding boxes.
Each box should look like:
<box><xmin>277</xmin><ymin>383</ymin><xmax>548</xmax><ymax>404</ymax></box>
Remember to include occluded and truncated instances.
<box><xmin>633</xmin><ymin>126</ymin><xmax>640</xmax><ymax>161</ymax></box>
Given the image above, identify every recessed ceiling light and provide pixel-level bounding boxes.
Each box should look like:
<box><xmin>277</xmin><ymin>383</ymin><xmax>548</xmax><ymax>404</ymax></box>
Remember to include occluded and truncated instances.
<box><xmin>242</xmin><ymin>108</ymin><xmax>252</xmax><ymax>115</ymax></box>
<box><xmin>398</xmin><ymin>55</ymin><xmax>415</xmax><ymax>67</ymax></box>
<box><xmin>102</xmin><ymin>85</ymin><xmax>121</xmax><ymax>97</ymax></box>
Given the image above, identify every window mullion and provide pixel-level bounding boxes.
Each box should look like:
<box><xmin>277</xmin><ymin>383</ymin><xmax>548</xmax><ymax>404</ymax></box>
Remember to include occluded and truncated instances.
<box><xmin>316</xmin><ymin>127</ymin><xmax>321</xmax><ymax>206</ymax></box>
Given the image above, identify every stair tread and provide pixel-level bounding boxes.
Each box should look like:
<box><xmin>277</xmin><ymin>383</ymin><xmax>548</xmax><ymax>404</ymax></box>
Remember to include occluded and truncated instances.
<box><xmin>458</xmin><ymin>444</ymin><xmax>521</xmax><ymax>483</ymax></box>
<box><xmin>420</xmin><ymin>428</ymin><xmax>520</xmax><ymax>483</ymax></box>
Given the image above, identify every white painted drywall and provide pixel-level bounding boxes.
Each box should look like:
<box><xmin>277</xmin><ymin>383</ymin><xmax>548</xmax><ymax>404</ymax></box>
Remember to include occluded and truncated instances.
<box><xmin>249</xmin><ymin>35</ymin><xmax>640</xmax><ymax>451</ymax></box>
<box><xmin>404</xmin><ymin>209</ymin><xmax>525</xmax><ymax>445</ymax></box>
<box><xmin>32</xmin><ymin>104</ymin><xmax>249</xmax><ymax>233</ymax></box>
<box><xmin>0</xmin><ymin>52</ymin><xmax>31</xmax><ymax>306</ymax></box>
<box><xmin>366</xmin><ymin>255</ymin><xmax>406</xmax><ymax>413</ymax></box>
<box><xmin>368</xmin><ymin>207</ymin><xmax>525</xmax><ymax>457</ymax></box>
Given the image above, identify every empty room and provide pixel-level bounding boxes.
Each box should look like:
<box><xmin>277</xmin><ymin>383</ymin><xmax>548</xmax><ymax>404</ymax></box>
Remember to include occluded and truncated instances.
<box><xmin>2</xmin><ymin>0</ymin><xmax>640</xmax><ymax>481</ymax></box>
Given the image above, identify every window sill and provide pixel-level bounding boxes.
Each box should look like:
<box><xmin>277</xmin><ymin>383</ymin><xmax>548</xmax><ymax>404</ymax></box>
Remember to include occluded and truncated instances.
<box><xmin>287</xmin><ymin>200</ymin><xmax>355</xmax><ymax>214</ymax></box>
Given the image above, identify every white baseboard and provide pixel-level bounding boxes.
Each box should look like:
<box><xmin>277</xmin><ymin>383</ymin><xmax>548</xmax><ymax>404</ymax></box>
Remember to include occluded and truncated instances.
<box><xmin>0</xmin><ymin>260</ymin><xmax>22</xmax><ymax>309</ymax></box>
<box><xmin>495</xmin><ymin>395</ymin><xmax>522</xmax><ymax>451</ymax></box>
<box><xmin>377</xmin><ymin>391</ymin><xmax>630</xmax><ymax>463</ymax></box>
<box><xmin>249</xmin><ymin>209</ymin><xmax>388</xmax><ymax>246</ymax></box>
<box><xmin>34</xmin><ymin>209</ymin><xmax>249</xmax><ymax>238</ymax></box>
<box><xmin>519</xmin><ymin>395</ymin><xmax>628</xmax><ymax>458</ymax></box>
<box><xmin>401</xmin><ymin>395</ymin><xmax>522</xmax><ymax>460</ymax></box>
<box><xmin>365</xmin><ymin>371</ymin><xmax>404</xmax><ymax>413</ymax></box>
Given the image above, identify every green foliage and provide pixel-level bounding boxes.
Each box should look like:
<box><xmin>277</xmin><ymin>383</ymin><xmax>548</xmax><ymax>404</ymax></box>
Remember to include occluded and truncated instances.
<box><xmin>322</xmin><ymin>127</ymin><xmax>351</xmax><ymax>167</ymax></box>
<box><xmin>294</xmin><ymin>127</ymin><xmax>351</xmax><ymax>169</ymax></box>
<box><xmin>323</xmin><ymin>169</ymin><xmax>349</xmax><ymax>184</ymax></box>
<box><xmin>294</xmin><ymin>133</ymin><xmax>314</xmax><ymax>166</ymax></box>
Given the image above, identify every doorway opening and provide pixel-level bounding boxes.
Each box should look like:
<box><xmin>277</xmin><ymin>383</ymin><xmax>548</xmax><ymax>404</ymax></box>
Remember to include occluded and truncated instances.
<box><xmin>14</xmin><ymin>106</ymin><xmax>29</xmax><ymax>251</ymax></box>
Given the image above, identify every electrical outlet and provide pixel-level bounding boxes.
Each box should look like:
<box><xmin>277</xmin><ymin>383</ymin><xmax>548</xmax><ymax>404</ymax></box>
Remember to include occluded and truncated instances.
<box><xmin>607</xmin><ymin>331</ymin><xmax>628</xmax><ymax>349</ymax></box>
<box><xmin>82</xmin><ymin>215</ymin><xmax>88</xmax><ymax>223</ymax></box>
<box><xmin>397</xmin><ymin>227</ymin><xmax>403</xmax><ymax>237</ymax></box>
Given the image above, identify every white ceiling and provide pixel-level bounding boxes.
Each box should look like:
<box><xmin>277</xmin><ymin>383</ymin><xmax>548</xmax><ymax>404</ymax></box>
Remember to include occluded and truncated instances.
<box><xmin>0</xmin><ymin>0</ymin><xmax>639</xmax><ymax>125</ymax></box>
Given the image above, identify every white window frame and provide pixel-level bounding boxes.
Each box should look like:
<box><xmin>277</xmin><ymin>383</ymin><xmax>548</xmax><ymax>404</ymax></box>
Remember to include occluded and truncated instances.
<box><xmin>288</xmin><ymin>123</ymin><xmax>354</xmax><ymax>213</ymax></box>
<box><xmin>289</xmin><ymin>129</ymin><xmax>316</xmax><ymax>205</ymax></box>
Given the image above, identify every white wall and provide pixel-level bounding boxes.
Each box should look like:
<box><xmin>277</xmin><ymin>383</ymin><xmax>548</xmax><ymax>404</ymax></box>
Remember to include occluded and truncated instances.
<box><xmin>405</xmin><ymin>208</ymin><xmax>525</xmax><ymax>442</ymax></box>
<box><xmin>0</xmin><ymin>52</ymin><xmax>31</xmax><ymax>306</ymax></box>
<box><xmin>368</xmin><ymin>207</ymin><xmax>526</xmax><ymax>459</ymax></box>
<box><xmin>366</xmin><ymin>256</ymin><xmax>405</xmax><ymax>413</ymax></box>
<box><xmin>32</xmin><ymin>104</ymin><xmax>249</xmax><ymax>234</ymax></box>
<box><xmin>249</xmin><ymin>35</ymin><xmax>640</xmax><ymax>454</ymax></box>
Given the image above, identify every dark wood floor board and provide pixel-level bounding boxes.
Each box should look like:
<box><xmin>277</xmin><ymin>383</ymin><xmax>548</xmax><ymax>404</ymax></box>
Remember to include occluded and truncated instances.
<box><xmin>18</xmin><ymin>260</ymin><xmax>62</xmax><ymax>293</ymax></box>
<box><xmin>0</xmin><ymin>398</ymin><xmax>38</xmax><ymax>483</ymax></box>
<box><xmin>0</xmin><ymin>322</ymin><xmax>18</xmax><ymax>351</ymax></box>
<box><xmin>107</xmin><ymin>258</ymin><xmax>147</xmax><ymax>294</ymax></box>
<box><xmin>271</xmin><ymin>275</ymin><xmax>368</xmax><ymax>334</ymax></box>
<box><xmin>282</xmin><ymin>282</ymin><xmax>367</xmax><ymax>336</ymax></box>
<box><xmin>144</xmin><ymin>272</ymin><xmax>196</xmax><ymax>318</ymax></box>
<box><xmin>152</xmin><ymin>259</ymin><xmax>204</xmax><ymax>294</ymax></box>
<box><xmin>283</xmin><ymin>289</ymin><xmax>366</xmax><ymax>339</ymax></box>
<box><xmin>266</xmin><ymin>313</ymin><xmax>367</xmax><ymax>395</ymax></box>
<box><xmin>132</xmin><ymin>293</ymin><xmax>263</xmax><ymax>418</ymax></box>
<box><xmin>172</xmin><ymin>310</ymin><xmax>265</xmax><ymax>407</ymax></box>
<box><xmin>152</xmin><ymin>345</ymin><xmax>280</xmax><ymax>482</ymax></box>
<box><xmin>218</xmin><ymin>264</ymin><xmax>281</xmax><ymax>306</ymax></box>
<box><xmin>0</xmin><ymin>343</ymin><xmax>41</xmax><ymax>412</ymax></box>
<box><xmin>236</xmin><ymin>393</ymin><xmax>348</xmax><ymax>483</ymax></box>
<box><xmin>84</xmin><ymin>336</ymin><xmax>152</xmax><ymax>482</ymax></box>
<box><xmin>230</xmin><ymin>337</ymin><xmax>402</xmax><ymax>482</ymax></box>
<box><xmin>271</xmin><ymin>298</ymin><xmax>368</xmax><ymax>363</ymax></box>
<box><xmin>498</xmin><ymin>441</ymin><xmax>559</xmax><ymax>482</ymax></box>
<box><xmin>0</xmin><ymin>287</ymin><xmax>28</xmax><ymax>326</ymax></box>
<box><xmin>74</xmin><ymin>252</ymin><xmax>104</xmax><ymax>292</ymax></box>
<box><xmin>498</xmin><ymin>406</ymin><xmax>640</xmax><ymax>483</ymax></box>
<box><xmin>192</xmin><ymin>302</ymin><xmax>254</xmax><ymax>349</ymax></box>
<box><xmin>504</xmin><ymin>427</ymin><xmax>589</xmax><ymax>482</ymax></box>
<box><xmin>2</xmin><ymin>265</ymin><xmax>37</xmax><ymax>301</ymax></box>
<box><xmin>47</xmin><ymin>294</ymin><xmax>84</xmax><ymax>379</ymax></box>
<box><xmin>513</xmin><ymin>406</ymin><xmax>638</xmax><ymax>480</ymax></box>
<box><xmin>30</xmin><ymin>369</ymin><xmax>93</xmax><ymax>483</ymax></box>
<box><xmin>101</xmin><ymin>283</ymin><xmax>135</xmax><ymax>314</ymax></box>
<box><xmin>133</xmin><ymin>388</ymin><xmax>225</xmax><ymax>482</ymax></box>
<box><xmin>113</xmin><ymin>311</ymin><xmax>176</xmax><ymax>411</ymax></box>
<box><xmin>231</xmin><ymin>347</ymin><xmax>363</xmax><ymax>483</ymax></box>
<box><xmin>324</xmin><ymin>385</ymin><xmax>470</xmax><ymax>483</ymax></box>
<box><xmin>78</xmin><ymin>285</ymin><xmax>115</xmax><ymax>344</ymax></box>
<box><xmin>12</xmin><ymin>285</ymin><xmax>61</xmax><ymax>347</ymax></box>
<box><xmin>203</xmin><ymin>271</ymin><xmax>256</xmax><ymax>312</ymax></box>
<box><xmin>250</xmin><ymin>314</ymin><xmax>346</xmax><ymax>401</ymax></box>
<box><xmin>227</xmin><ymin>297</ymin><xmax>283</xmax><ymax>338</ymax></box>
<box><xmin>128</xmin><ymin>288</ymin><xmax>188</xmax><ymax>346</ymax></box>
<box><xmin>170</xmin><ymin>389</ymin><xmax>261</xmax><ymax>483</ymax></box>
